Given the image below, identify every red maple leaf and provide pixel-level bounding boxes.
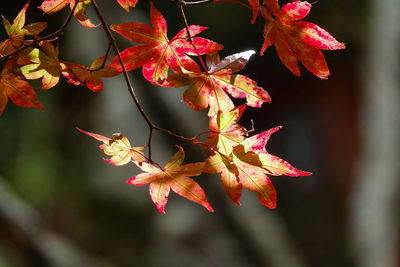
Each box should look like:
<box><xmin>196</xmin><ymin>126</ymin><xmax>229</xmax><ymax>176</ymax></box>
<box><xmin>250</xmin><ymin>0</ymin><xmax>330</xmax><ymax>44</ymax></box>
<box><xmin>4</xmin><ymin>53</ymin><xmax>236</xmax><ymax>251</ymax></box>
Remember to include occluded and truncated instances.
<box><xmin>166</xmin><ymin>51</ymin><xmax>270</xmax><ymax>115</ymax></box>
<box><xmin>62</xmin><ymin>56</ymin><xmax>120</xmax><ymax>92</ymax></box>
<box><xmin>0</xmin><ymin>59</ymin><xmax>43</xmax><ymax>115</ymax></box>
<box><xmin>128</xmin><ymin>146</ymin><xmax>213</xmax><ymax>214</ymax></box>
<box><xmin>260</xmin><ymin>0</ymin><xmax>345</xmax><ymax>78</ymax></box>
<box><xmin>115</xmin><ymin>0</ymin><xmax>138</xmax><ymax>12</ymax></box>
<box><xmin>110</xmin><ymin>2</ymin><xmax>222</xmax><ymax>84</ymax></box>
<box><xmin>248</xmin><ymin>0</ymin><xmax>261</xmax><ymax>23</ymax></box>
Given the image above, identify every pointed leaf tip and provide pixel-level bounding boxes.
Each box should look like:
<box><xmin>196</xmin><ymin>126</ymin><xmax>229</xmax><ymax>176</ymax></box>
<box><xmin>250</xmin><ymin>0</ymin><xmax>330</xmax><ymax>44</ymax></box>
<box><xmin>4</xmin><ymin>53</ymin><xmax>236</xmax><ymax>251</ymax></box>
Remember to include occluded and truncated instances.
<box><xmin>208</xmin><ymin>50</ymin><xmax>256</xmax><ymax>73</ymax></box>
<box><xmin>77</xmin><ymin>128</ymin><xmax>111</xmax><ymax>143</ymax></box>
<box><xmin>260</xmin><ymin>0</ymin><xmax>345</xmax><ymax>78</ymax></box>
<box><xmin>110</xmin><ymin>3</ymin><xmax>221</xmax><ymax>85</ymax></box>
<box><xmin>127</xmin><ymin>147</ymin><xmax>213</xmax><ymax>213</ymax></box>
<box><xmin>79</xmin><ymin>129</ymin><xmax>146</xmax><ymax>166</ymax></box>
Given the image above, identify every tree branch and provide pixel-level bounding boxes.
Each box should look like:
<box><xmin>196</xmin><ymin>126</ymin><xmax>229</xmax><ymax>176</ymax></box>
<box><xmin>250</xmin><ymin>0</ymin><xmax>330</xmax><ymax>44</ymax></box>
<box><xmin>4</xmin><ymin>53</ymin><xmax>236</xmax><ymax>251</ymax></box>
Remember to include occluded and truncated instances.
<box><xmin>176</xmin><ymin>1</ymin><xmax>208</xmax><ymax>72</ymax></box>
<box><xmin>91</xmin><ymin>0</ymin><xmax>200</xmax><ymax>162</ymax></box>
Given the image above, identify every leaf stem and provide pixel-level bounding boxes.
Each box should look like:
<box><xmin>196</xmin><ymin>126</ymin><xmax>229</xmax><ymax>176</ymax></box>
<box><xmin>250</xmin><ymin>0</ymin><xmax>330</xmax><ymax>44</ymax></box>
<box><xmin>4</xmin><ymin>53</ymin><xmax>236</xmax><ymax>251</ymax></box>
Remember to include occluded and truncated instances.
<box><xmin>193</xmin><ymin>130</ymin><xmax>212</xmax><ymax>140</ymax></box>
<box><xmin>175</xmin><ymin>1</ymin><xmax>208</xmax><ymax>72</ymax></box>
<box><xmin>91</xmin><ymin>0</ymin><xmax>157</xmax><ymax>158</ymax></box>
<box><xmin>91</xmin><ymin>0</ymin><xmax>198</xmax><ymax>162</ymax></box>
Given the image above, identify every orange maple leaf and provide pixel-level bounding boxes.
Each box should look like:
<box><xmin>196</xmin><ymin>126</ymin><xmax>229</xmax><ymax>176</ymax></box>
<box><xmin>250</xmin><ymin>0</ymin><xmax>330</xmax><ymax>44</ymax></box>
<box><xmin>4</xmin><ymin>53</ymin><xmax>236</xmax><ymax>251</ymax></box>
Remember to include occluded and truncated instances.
<box><xmin>204</xmin><ymin>106</ymin><xmax>246</xmax><ymax>204</ymax></box>
<box><xmin>62</xmin><ymin>56</ymin><xmax>120</xmax><ymax>92</ymax></box>
<box><xmin>78</xmin><ymin>128</ymin><xmax>146</xmax><ymax>166</ymax></box>
<box><xmin>166</xmin><ymin>51</ymin><xmax>270</xmax><ymax>115</ymax></box>
<box><xmin>260</xmin><ymin>0</ymin><xmax>345</xmax><ymax>78</ymax></box>
<box><xmin>205</xmin><ymin>106</ymin><xmax>310</xmax><ymax>208</ymax></box>
<box><xmin>128</xmin><ymin>146</ymin><xmax>213</xmax><ymax>214</ymax></box>
<box><xmin>39</xmin><ymin>0</ymin><xmax>95</xmax><ymax>28</ymax></box>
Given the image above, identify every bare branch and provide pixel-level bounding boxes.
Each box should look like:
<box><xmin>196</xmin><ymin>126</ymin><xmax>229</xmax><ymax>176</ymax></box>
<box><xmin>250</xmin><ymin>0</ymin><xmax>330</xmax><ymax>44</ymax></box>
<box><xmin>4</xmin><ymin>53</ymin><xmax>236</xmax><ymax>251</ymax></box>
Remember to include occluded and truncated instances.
<box><xmin>91</xmin><ymin>0</ymin><xmax>200</xmax><ymax>163</ymax></box>
<box><xmin>176</xmin><ymin>1</ymin><xmax>208</xmax><ymax>72</ymax></box>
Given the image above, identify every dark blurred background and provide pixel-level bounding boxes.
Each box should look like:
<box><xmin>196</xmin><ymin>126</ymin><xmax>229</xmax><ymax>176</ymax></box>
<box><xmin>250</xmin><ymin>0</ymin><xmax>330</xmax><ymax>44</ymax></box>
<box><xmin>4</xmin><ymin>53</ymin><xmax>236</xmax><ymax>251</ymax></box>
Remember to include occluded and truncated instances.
<box><xmin>0</xmin><ymin>0</ymin><xmax>399</xmax><ymax>266</ymax></box>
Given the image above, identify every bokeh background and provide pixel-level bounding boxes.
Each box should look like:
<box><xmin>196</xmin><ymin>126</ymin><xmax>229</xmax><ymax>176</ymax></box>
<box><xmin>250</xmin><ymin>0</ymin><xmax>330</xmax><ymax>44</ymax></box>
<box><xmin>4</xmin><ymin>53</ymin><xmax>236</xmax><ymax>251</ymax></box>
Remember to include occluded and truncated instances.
<box><xmin>0</xmin><ymin>0</ymin><xmax>399</xmax><ymax>266</ymax></box>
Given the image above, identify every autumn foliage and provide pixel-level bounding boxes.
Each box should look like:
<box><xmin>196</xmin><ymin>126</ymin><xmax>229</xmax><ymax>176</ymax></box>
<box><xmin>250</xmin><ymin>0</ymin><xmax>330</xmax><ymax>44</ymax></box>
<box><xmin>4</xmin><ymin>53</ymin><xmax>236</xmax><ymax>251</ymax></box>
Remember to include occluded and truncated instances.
<box><xmin>0</xmin><ymin>0</ymin><xmax>344</xmax><ymax>213</ymax></box>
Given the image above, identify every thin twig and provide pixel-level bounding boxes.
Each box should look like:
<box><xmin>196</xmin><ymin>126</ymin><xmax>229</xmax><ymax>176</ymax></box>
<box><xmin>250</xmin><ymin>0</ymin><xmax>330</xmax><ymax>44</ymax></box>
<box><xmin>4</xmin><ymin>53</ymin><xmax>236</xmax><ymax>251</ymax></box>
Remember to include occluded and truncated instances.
<box><xmin>176</xmin><ymin>0</ymin><xmax>208</xmax><ymax>72</ymax></box>
<box><xmin>91</xmin><ymin>0</ymin><xmax>157</xmax><ymax>159</ymax></box>
<box><xmin>91</xmin><ymin>0</ymin><xmax>196</xmax><ymax>163</ymax></box>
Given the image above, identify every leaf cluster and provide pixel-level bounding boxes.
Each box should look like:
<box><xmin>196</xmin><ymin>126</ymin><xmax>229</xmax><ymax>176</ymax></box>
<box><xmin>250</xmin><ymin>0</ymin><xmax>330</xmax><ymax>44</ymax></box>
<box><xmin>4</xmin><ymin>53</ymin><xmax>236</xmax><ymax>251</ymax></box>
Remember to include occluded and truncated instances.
<box><xmin>0</xmin><ymin>0</ymin><xmax>344</xmax><ymax>213</ymax></box>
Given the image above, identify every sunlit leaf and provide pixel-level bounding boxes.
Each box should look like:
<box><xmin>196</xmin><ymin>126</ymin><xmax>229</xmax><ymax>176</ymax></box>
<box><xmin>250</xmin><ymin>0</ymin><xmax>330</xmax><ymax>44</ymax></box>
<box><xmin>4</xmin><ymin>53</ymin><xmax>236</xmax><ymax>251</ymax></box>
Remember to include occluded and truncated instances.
<box><xmin>19</xmin><ymin>41</ymin><xmax>62</xmax><ymax>90</ymax></box>
<box><xmin>167</xmin><ymin>51</ymin><xmax>270</xmax><ymax>115</ymax></box>
<box><xmin>110</xmin><ymin>2</ymin><xmax>222</xmax><ymax>84</ymax></box>
<box><xmin>260</xmin><ymin>0</ymin><xmax>345</xmax><ymax>78</ymax></box>
<box><xmin>39</xmin><ymin>0</ymin><xmax>95</xmax><ymax>28</ymax></box>
<box><xmin>128</xmin><ymin>146</ymin><xmax>213</xmax><ymax>214</ymax></box>
<box><xmin>205</xmin><ymin>107</ymin><xmax>310</xmax><ymax>208</ymax></box>
<box><xmin>62</xmin><ymin>56</ymin><xmax>120</xmax><ymax>92</ymax></box>
<box><xmin>78</xmin><ymin>128</ymin><xmax>146</xmax><ymax>166</ymax></box>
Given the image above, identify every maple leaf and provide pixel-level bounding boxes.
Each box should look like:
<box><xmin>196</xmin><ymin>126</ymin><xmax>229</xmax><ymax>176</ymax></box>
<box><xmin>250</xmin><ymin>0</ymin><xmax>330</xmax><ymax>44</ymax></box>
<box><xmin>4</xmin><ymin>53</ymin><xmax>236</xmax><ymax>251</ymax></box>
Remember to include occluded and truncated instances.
<box><xmin>229</xmin><ymin>149</ymin><xmax>278</xmax><ymax>208</ymax></box>
<box><xmin>128</xmin><ymin>146</ymin><xmax>213</xmax><ymax>214</ymax></box>
<box><xmin>260</xmin><ymin>0</ymin><xmax>345</xmax><ymax>78</ymax></box>
<box><xmin>166</xmin><ymin>51</ymin><xmax>271</xmax><ymax>115</ymax></box>
<box><xmin>0</xmin><ymin>59</ymin><xmax>43</xmax><ymax>115</ymax></box>
<box><xmin>230</xmin><ymin>127</ymin><xmax>311</xmax><ymax>207</ymax></box>
<box><xmin>62</xmin><ymin>56</ymin><xmax>120</xmax><ymax>92</ymax></box>
<box><xmin>205</xmin><ymin>107</ymin><xmax>310</xmax><ymax>208</ymax></box>
<box><xmin>0</xmin><ymin>3</ymin><xmax>47</xmax><ymax>56</ymax></box>
<box><xmin>39</xmin><ymin>0</ymin><xmax>95</xmax><ymax>28</ymax></box>
<box><xmin>204</xmin><ymin>106</ymin><xmax>246</xmax><ymax>204</ymax></box>
<box><xmin>206</xmin><ymin>105</ymin><xmax>246</xmax><ymax>153</ymax></box>
<box><xmin>18</xmin><ymin>41</ymin><xmax>62</xmax><ymax>90</ymax></box>
<box><xmin>248</xmin><ymin>0</ymin><xmax>261</xmax><ymax>23</ymax></box>
<box><xmin>116</xmin><ymin>0</ymin><xmax>138</xmax><ymax>12</ymax></box>
<box><xmin>78</xmin><ymin>128</ymin><xmax>146</xmax><ymax>166</ymax></box>
<box><xmin>233</xmin><ymin>126</ymin><xmax>311</xmax><ymax>177</ymax></box>
<box><xmin>110</xmin><ymin>2</ymin><xmax>222</xmax><ymax>84</ymax></box>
